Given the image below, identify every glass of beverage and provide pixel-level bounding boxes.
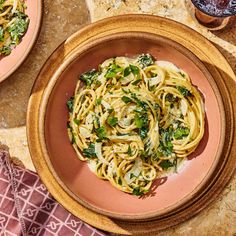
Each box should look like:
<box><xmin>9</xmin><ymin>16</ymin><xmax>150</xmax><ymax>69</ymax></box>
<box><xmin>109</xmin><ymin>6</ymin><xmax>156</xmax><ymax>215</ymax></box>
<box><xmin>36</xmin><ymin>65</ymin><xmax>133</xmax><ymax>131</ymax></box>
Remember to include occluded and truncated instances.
<box><xmin>186</xmin><ymin>0</ymin><xmax>236</xmax><ymax>30</ymax></box>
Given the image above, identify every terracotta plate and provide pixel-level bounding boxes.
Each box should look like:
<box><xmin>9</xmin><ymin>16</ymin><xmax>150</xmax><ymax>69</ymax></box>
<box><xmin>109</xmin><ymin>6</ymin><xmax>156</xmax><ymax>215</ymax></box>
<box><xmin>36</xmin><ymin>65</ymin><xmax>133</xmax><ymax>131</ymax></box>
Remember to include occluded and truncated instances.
<box><xmin>27</xmin><ymin>15</ymin><xmax>235</xmax><ymax>234</ymax></box>
<box><xmin>43</xmin><ymin>33</ymin><xmax>224</xmax><ymax>220</ymax></box>
<box><xmin>0</xmin><ymin>0</ymin><xmax>43</xmax><ymax>83</ymax></box>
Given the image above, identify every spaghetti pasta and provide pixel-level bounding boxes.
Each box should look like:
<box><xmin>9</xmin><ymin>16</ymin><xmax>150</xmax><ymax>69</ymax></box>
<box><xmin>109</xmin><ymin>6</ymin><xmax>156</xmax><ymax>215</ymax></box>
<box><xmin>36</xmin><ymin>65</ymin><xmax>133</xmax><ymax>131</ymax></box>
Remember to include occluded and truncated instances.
<box><xmin>67</xmin><ymin>54</ymin><xmax>205</xmax><ymax>196</ymax></box>
<box><xmin>0</xmin><ymin>0</ymin><xmax>29</xmax><ymax>55</ymax></box>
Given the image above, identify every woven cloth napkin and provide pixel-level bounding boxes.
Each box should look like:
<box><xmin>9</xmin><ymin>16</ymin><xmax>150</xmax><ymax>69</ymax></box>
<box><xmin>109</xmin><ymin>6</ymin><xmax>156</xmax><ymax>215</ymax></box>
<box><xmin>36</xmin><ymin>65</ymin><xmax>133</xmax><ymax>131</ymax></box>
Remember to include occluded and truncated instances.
<box><xmin>0</xmin><ymin>146</ymin><xmax>108</xmax><ymax>236</ymax></box>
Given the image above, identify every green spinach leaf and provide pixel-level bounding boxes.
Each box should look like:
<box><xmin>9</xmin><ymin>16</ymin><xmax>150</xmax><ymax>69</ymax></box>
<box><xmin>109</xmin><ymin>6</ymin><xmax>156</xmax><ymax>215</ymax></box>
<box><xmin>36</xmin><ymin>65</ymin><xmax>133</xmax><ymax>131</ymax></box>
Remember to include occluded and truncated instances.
<box><xmin>177</xmin><ymin>86</ymin><xmax>192</xmax><ymax>97</ymax></box>
<box><xmin>83</xmin><ymin>143</ymin><xmax>97</xmax><ymax>158</ymax></box>
<box><xmin>66</xmin><ymin>97</ymin><xmax>74</xmax><ymax>112</ymax></box>
<box><xmin>79</xmin><ymin>69</ymin><xmax>98</xmax><ymax>87</ymax></box>
<box><xmin>159</xmin><ymin>160</ymin><xmax>174</xmax><ymax>170</ymax></box>
<box><xmin>137</xmin><ymin>54</ymin><xmax>154</xmax><ymax>68</ymax></box>
<box><xmin>173</xmin><ymin>127</ymin><xmax>190</xmax><ymax>139</ymax></box>
<box><xmin>107</xmin><ymin>116</ymin><xmax>118</xmax><ymax>127</ymax></box>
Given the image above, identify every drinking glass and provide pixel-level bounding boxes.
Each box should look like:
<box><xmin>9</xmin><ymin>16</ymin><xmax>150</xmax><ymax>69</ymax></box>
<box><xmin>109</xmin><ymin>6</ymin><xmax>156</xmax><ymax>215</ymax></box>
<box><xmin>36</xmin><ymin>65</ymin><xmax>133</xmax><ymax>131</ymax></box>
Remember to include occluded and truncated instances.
<box><xmin>186</xmin><ymin>0</ymin><xmax>236</xmax><ymax>30</ymax></box>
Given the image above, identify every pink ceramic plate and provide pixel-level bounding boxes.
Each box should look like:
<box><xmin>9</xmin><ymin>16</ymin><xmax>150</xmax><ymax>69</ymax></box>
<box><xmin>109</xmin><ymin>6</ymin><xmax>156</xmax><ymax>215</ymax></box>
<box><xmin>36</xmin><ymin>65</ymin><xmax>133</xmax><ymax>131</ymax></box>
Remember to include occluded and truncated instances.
<box><xmin>0</xmin><ymin>0</ymin><xmax>43</xmax><ymax>82</ymax></box>
<box><xmin>41</xmin><ymin>33</ymin><xmax>225</xmax><ymax>220</ymax></box>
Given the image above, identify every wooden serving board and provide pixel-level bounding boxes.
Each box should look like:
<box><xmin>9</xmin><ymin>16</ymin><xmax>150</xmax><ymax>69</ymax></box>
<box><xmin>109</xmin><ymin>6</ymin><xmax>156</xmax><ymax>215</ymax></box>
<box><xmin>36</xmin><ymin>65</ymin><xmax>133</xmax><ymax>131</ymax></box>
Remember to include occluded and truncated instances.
<box><xmin>27</xmin><ymin>15</ymin><xmax>236</xmax><ymax>235</ymax></box>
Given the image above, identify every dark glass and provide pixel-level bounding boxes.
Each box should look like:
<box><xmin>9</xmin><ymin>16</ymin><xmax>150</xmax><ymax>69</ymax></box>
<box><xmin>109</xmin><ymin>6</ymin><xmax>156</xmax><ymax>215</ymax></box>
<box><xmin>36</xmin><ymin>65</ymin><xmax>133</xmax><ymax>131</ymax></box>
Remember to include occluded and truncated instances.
<box><xmin>186</xmin><ymin>0</ymin><xmax>236</xmax><ymax>30</ymax></box>
<box><xmin>192</xmin><ymin>0</ymin><xmax>236</xmax><ymax>17</ymax></box>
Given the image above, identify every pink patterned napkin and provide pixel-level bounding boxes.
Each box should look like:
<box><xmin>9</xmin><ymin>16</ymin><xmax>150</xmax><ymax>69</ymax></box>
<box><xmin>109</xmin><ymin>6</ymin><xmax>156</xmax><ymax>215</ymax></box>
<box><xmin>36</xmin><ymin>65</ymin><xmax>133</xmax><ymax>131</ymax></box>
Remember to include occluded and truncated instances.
<box><xmin>0</xmin><ymin>146</ymin><xmax>108</xmax><ymax>236</ymax></box>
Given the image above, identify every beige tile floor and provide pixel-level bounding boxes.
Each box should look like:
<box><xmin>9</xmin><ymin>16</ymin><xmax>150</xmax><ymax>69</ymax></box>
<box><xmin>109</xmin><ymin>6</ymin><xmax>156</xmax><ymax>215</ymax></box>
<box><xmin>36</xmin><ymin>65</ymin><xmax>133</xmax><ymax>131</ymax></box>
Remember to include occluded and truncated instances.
<box><xmin>0</xmin><ymin>0</ymin><xmax>236</xmax><ymax>235</ymax></box>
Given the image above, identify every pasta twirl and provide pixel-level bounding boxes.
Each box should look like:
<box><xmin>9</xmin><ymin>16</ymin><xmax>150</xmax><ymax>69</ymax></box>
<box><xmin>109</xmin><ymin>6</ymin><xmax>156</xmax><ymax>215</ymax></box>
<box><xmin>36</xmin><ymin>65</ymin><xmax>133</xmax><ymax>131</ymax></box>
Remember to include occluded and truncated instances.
<box><xmin>67</xmin><ymin>54</ymin><xmax>205</xmax><ymax>196</ymax></box>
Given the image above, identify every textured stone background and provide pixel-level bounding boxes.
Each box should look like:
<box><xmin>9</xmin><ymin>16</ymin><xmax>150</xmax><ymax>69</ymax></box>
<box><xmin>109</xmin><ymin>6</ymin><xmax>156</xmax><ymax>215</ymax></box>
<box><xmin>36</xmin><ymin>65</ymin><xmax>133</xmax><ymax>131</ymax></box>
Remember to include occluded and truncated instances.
<box><xmin>0</xmin><ymin>0</ymin><xmax>236</xmax><ymax>235</ymax></box>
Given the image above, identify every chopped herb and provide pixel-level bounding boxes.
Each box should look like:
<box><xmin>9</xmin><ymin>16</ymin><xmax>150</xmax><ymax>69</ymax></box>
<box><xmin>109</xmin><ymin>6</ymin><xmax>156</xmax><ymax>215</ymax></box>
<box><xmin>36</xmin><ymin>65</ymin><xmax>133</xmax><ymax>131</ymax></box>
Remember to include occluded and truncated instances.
<box><xmin>137</xmin><ymin>54</ymin><xmax>154</xmax><ymax>68</ymax></box>
<box><xmin>105</xmin><ymin>64</ymin><xmax>123</xmax><ymax>78</ymax></box>
<box><xmin>107</xmin><ymin>84</ymin><xmax>114</xmax><ymax>89</ymax></box>
<box><xmin>95</xmin><ymin>80</ymin><xmax>101</xmax><ymax>86</ymax></box>
<box><xmin>158</xmin><ymin>126</ymin><xmax>174</xmax><ymax>156</ymax></box>
<box><xmin>95</xmin><ymin>98</ymin><xmax>102</xmax><ymax>106</ymax></box>
<box><xmin>162</xmin><ymin>127</ymin><xmax>173</xmax><ymax>145</ymax></box>
<box><xmin>83</xmin><ymin>143</ymin><xmax>97</xmax><ymax>158</ymax></box>
<box><xmin>179</xmin><ymin>71</ymin><xmax>185</xmax><ymax>77</ymax></box>
<box><xmin>166</xmin><ymin>141</ymin><xmax>173</xmax><ymax>152</ymax></box>
<box><xmin>130</xmin><ymin>64</ymin><xmax>139</xmax><ymax>75</ymax></box>
<box><xmin>118</xmin><ymin>177</ymin><xmax>122</xmax><ymax>185</ymax></box>
<box><xmin>0</xmin><ymin>27</ymin><xmax>4</xmax><ymax>42</ymax></box>
<box><xmin>134</xmin><ymin>107</ymin><xmax>142</xmax><ymax>113</ymax></box>
<box><xmin>157</xmin><ymin>141</ymin><xmax>173</xmax><ymax>157</ymax></box>
<box><xmin>67</xmin><ymin>122</ymin><xmax>71</xmax><ymax>129</ymax></box>
<box><xmin>124</xmin><ymin>67</ymin><xmax>131</xmax><ymax>77</ymax></box>
<box><xmin>71</xmin><ymin>133</ymin><xmax>76</xmax><ymax>144</ymax></box>
<box><xmin>132</xmin><ymin>187</ymin><xmax>144</xmax><ymax>196</ymax></box>
<box><xmin>173</xmin><ymin>156</ymin><xmax>178</xmax><ymax>172</ymax></box>
<box><xmin>94</xmin><ymin>116</ymin><xmax>100</xmax><ymax>129</ymax></box>
<box><xmin>95</xmin><ymin>126</ymin><xmax>107</xmax><ymax>141</ymax></box>
<box><xmin>149</xmin><ymin>84</ymin><xmax>156</xmax><ymax>91</ymax></box>
<box><xmin>155</xmin><ymin>150</ymin><xmax>163</xmax><ymax>159</ymax></box>
<box><xmin>0</xmin><ymin>0</ymin><xmax>4</xmax><ymax>10</ymax></box>
<box><xmin>130</xmin><ymin>173</ymin><xmax>136</xmax><ymax>179</ymax></box>
<box><xmin>127</xmin><ymin>145</ymin><xmax>132</xmax><ymax>156</ymax></box>
<box><xmin>107</xmin><ymin>108</ymin><xmax>114</xmax><ymax>114</ymax></box>
<box><xmin>132</xmin><ymin>79</ymin><xmax>142</xmax><ymax>85</ymax></box>
<box><xmin>159</xmin><ymin>160</ymin><xmax>174</xmax><ymax>170</ymax></box>
<box><xmin>121</xmin><ymin>96</ymin><xmax>132</xmax><ymax>103</ymax></box>
<box><xmin>134</xmin><ymin>110</ymin><xmax>149</xmax><ymax>140</ymax></box>
<box><xmin>105</xmin><ymin>69</ymin><xmax>116</xmax><ymax>78</ymax></box>
<box><xmin>139</xmin><ymin>127</ymin><xmax>148</xmax><ymax>140</ymax></box>
<box><xmin>165</xmin><ymin>93</ymin><xmax>178</xmax><ymax>103</ymax></box>
<box><xmin>79</xmin><ymin>69</ymin><xmax>98</xmax><ymax>87</ymax></box>
<box><xmin>134</xmin><ymin>114</ymin><xmax>143</xmax><ymax>128</ymax></box>
<box><xmin>117</xmin><ymin>133</ymin><xmax>129</xmax><ymax>136</ymax></box>
<box><xmin>66</xmin><ymin>97</ymin><xmax>74</xmax><ymax>112</ymax></box>
<box><xmin>67</xmin><ymin>122</ymin><xmax>76</xmax><ymax>144</ymax></box>
<box><xmin>140</xmin><ymin>150</ymin><xmax>149</xmax><ymax>161</ymax></box>
<box><xmin>0</xmin><ymin>45</ymin><xmax>11</xmax><ymax>55</ymax></box>
<box><xmin>73</xmin><ymin>118</ymin><xmax>80</xmax><ymax>125</ymax></box>
<box><xmin>107</xmin><ymin>116</ymin><xmax>118</xmax><ymax>127</ymax></box>
<box><xmin>173</xmin><ymin>127</ymin><xmax>190</xmax><ymax>139</ymax></box>
<box><xmin>122</xmin><ymin>88</ymin><xmax>130</xmax><ymax>94</ymax></box>
<box><xmin>178</xmin><ymin>86</ymin><xmax>192</xmax><ymax>97</ymax></box>
<box><xmin>161</xmin><ymin>127</ymin><xmax>174</xmax><ymax>154</ymax></box>
<box><xmin>131</xmin><ymin>93</ymin><xmax>148</xmax><ymax>109</ymax></box>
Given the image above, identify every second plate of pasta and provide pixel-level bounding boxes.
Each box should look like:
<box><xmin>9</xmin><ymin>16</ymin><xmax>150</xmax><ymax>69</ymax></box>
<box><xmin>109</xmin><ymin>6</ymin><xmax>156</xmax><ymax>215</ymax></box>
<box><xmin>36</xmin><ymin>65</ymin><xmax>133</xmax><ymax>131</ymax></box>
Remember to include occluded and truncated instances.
<box><xmin>0</xmin><ymin>0</ymin><xmax>42</xmax><ymax>82</ymax></box>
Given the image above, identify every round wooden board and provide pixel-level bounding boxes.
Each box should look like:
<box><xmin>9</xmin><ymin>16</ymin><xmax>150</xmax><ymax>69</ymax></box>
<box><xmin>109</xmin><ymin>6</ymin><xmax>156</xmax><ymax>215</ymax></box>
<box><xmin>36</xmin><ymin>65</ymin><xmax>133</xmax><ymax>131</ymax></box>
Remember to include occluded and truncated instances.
<box><xmin>27</xmin><ymin>15</ymin><xmax>236</xmax><ymax>235</ymax></box>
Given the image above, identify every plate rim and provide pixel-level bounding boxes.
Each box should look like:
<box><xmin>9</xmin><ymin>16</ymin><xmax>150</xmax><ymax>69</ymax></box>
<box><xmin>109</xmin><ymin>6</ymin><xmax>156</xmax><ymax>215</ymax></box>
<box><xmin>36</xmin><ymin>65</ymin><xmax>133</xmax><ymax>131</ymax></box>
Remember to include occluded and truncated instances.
<box><xmin>27</xmin><ymin>14</ymin><xmax>235</xmax><ymax>235</ymax></box>
<box><xmin>0</xmin><ymin>0</ymin><xmax>43</xmax><ymax>83</ymax></box>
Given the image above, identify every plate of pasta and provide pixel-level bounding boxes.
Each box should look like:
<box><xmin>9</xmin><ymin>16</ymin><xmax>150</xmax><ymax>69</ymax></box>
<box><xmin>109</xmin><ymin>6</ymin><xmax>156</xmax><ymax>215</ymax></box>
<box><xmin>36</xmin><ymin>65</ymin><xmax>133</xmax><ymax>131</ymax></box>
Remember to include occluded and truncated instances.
<box><xmin>67</xmin><ymin>54</ymin><xmax>205</xmax><ymax>196</ymax></box>
<box><xmin>28</xmin><ymin>20</ymin><xmax>232</xmax><ymax>227</ymax></box>
<box><xmin>0</xmin><ymin>0</ymin><xmax>42</xmax><ymax>82</ymax></box>
<box><xmin>36</xmin><ymin>32</ymin><xmax>225</xmax><ymax>220</ymax></box>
